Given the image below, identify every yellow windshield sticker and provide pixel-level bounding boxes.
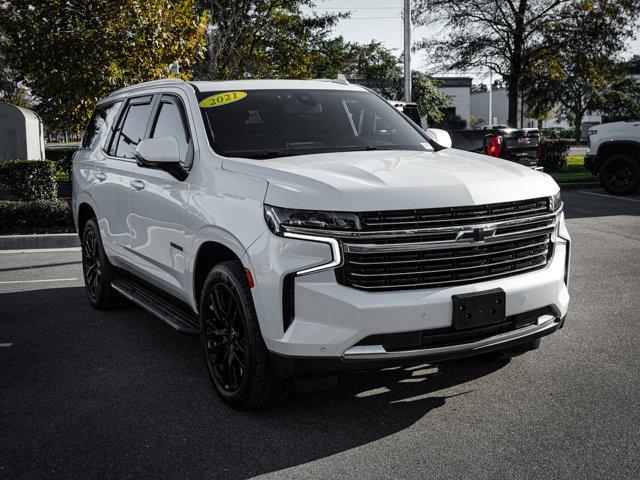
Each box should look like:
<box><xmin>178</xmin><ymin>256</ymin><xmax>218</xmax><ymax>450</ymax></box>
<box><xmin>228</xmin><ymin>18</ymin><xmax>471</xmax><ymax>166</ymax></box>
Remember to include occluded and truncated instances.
<box><xmin>199</xmin><ymin>91</ymin><xmax>247</xmax><ymax>108</ymax></box>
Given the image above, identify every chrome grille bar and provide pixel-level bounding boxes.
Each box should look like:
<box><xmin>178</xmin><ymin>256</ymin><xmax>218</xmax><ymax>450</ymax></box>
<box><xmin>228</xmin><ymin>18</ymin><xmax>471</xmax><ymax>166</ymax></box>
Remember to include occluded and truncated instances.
<box><xmin>347</xmin><ymin>237</ymin><xmax>549</xmax><ymax>265</ymax></box>
<box><xmin>347</xmin><ymin>251</ymin><xmax>548</xmax><ymax>277</ymax></box>
<box><xmin>343</xmin><ymin>224</ymin><xmax>555</xmax><ymax>254</ymax></box>
<box><xmin>347</xmin><ymin>260</ymin><xmax>549</xmax><ymax>291</ymax></box>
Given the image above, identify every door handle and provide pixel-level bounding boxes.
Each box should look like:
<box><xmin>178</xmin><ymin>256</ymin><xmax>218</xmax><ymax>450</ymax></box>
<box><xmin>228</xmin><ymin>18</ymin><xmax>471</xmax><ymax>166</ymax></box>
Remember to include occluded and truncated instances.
<box><xmin>95</xmin><ymin>172</ymin><xmax>106</xmax><ymax>181</ymax></box>
<box><xmin>131</xmin><ymin>179</ymin><xmax>146</xmax><ymax>190</ymax></box>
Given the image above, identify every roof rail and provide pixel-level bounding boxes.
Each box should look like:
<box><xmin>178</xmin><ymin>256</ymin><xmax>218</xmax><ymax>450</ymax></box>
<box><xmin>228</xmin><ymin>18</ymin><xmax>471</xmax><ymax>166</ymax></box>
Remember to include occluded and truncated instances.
<box><xmin>106</xmin><ymin>78</ymin><xmax>185</xmax><ymax>98</ymax></box>
<box><xmin>316</xmin><ymin>74</ymin><xmax>350</xmax><ymax>85</ymax></box>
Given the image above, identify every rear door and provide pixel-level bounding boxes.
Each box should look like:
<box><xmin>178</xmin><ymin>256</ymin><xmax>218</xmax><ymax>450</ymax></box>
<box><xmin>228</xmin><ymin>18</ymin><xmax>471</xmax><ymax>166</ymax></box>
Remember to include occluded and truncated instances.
<box><xmin>127</xmin><ymin>94</ymin><xmax>193</xmax><ymax>300</ymax></box>
<box><xmin>94</xmin><ymin>96</ymin><xmax>154</xmax><ymax>258</ymax></box>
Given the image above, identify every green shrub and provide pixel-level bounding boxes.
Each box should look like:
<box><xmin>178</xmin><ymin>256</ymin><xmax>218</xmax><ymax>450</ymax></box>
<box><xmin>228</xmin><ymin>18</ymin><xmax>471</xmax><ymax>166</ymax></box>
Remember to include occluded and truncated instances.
<box><xmin>0</xmin><ymin>160</ymin><xmax>58</xmax><ymax>200</ymax></box>
<box><xmin>45</xmin><ymin>147</ymin><xmax>76</xmax><ymax>178</ymax></box>
<box><xmin>539</xmin><ymin>139</ymin><xmax>572</xmax><ymax>173</ymax></box>
<box><xmin>0</xmin><ymin>199</ymin><xmax>73</xmax><ymax>230</ymax></box>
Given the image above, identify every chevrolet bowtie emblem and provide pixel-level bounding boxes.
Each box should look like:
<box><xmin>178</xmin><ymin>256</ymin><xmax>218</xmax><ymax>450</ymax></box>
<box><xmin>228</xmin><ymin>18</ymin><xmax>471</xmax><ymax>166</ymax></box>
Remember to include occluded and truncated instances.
<box><xmin>473</xmin><ymin>226</ymin><xmax>496</xmax><ymax>242</ymax></box>
<box><xmin>457</xmin><ymin>226</ymin><xmax>497</xmax><ymax>242</ymax></box>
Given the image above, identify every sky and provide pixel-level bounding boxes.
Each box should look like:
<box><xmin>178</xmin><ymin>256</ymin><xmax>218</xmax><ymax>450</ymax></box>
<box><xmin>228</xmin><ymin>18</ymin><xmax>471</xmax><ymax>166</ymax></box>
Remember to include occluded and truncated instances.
<box><xmin>308</xmin><ymin>0</ymin><xmax>640</xmax><ymax>84</ymax></box>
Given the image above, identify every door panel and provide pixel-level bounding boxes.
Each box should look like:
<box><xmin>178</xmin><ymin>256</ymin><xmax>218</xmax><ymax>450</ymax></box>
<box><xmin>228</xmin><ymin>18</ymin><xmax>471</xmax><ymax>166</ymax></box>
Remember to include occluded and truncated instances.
<box><xmin>128</xmin><ymin>168</ymin><xmax>189</xmax><ymax>297</ymax></box>
<box><xmin>93</xmin><ymin>152</ymin><xmax>136</xmax><ymax>255</ymax></box>
<box><xmin>127</xmin><ymin>95</ymin><xmax>192</xmax><ymax>300</ymax></box>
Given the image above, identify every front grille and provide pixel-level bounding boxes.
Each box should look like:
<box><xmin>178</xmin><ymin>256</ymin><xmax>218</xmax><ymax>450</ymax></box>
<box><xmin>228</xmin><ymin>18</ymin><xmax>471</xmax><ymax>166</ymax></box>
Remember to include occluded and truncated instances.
<box><xmin>335</xmin><ymin>198</ymin><xmax>557</xmax><ymax>291</ymax></box>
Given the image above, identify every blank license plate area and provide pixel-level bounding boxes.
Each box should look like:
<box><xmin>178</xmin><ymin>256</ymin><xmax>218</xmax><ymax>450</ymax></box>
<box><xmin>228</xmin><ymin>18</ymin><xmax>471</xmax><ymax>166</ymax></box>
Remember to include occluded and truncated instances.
<box><xmin>452</xmin><ymin>288</ymin><xmax>506</xmax><ymax>330</ymax></box>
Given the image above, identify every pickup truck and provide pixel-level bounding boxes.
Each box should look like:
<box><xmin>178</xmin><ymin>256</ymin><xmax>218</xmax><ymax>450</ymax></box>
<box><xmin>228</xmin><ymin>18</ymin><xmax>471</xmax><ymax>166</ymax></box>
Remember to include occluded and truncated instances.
<box><xmin>448</xmin><ymin>126</ymin><xmax>542</xmax><ymax>169</ymax></box>
<box><xmin>585</xmin><ymin>120</ymin><xmax>640</xmax><ymax>195</ymax></box>
<box><xmin>73</xmin><ymin>78</ymin><xmax>570</xmax><ymax>408</ymax></box>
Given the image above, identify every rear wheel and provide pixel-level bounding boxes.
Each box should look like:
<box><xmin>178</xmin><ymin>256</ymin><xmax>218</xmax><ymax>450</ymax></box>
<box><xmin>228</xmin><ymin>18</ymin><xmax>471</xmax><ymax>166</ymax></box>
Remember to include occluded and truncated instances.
<box><xmin>599</xmin><ymin>154</ymin><xmax>640</xmax><ymax>195</ymax></box>
<box><xmin>81</xmin><ymin>217</ymin><xmax>119</xmax><ymax>309</ymax></box>
<box><xmin>199</xmin><ymin>261</ymin><xmax>289</xmax><ymax>409</ymax></box>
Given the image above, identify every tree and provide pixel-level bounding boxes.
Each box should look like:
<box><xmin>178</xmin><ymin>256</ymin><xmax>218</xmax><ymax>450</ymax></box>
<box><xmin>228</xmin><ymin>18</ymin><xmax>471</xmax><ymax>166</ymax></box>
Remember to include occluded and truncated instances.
<box><xmin>522</xmin><ymin>0</ymin><xmax>640</xmax><ymax>141</ymax></box>
<box><xmin>409</xmin><ymin>71</ymin><xmax>450</xmax><ymax>124</ymax></box>
<box><xmin>194</xmin><ymin>0</ymin><xmax>344</xmax><ymax>80</ymax></box>
<box><xmin>0</xmin><ymin>0</ymin><xmax>207</xmax><ymax>132</ymax></box>
<box><xmin>413</xmin><ymin>0</ymin><xmax>572</xmax><ymax>127</ymax></box>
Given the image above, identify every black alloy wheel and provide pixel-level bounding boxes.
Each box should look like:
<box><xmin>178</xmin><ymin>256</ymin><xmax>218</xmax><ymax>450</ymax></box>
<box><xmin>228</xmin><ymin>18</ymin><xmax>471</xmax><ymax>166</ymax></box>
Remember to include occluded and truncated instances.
<box><xmin>599</xmin><ymin>154</ymin><xmax>640</xmax><ymax>195</ymax></box>
<box><xmin>81</xmin><ymin>217</ymin><xmax>118</xmax><ymax>309</ymax></box>
<box><xmin>203</xmin><ymin>282</ymin><xmax>248</xmax><ymax>393</ymax></box>
<box><xmin>83</xmin><ymin>226</ymin><xmax>102</xmax><ymax>302</ymax></box>
<box><xmin>199</xmin><ymin>261</ymin><xmax>289</xmax><ymax>409</ymax></box>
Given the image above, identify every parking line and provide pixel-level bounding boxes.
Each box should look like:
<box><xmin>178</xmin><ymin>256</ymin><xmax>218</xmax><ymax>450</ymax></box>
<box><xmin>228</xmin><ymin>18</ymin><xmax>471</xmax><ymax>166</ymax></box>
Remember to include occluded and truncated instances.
<box><xmin>580</xmin><ymin>191</ymin><xmax>640</xmax><ymax>204</ymax></box>
<box><xmin>0</xmin><ymin>247</ymin><xmax>81</xmax><ymax>254</ymax></box>
<box><xmin>0</xmin><ymin>278</ymin><xmax>78</xmax><ymax>285</ymax></box>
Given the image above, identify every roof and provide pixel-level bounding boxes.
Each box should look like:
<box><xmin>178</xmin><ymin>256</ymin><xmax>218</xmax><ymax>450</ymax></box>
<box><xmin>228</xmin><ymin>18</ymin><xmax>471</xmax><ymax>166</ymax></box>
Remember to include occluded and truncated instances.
<box><xmin>189</xmin><ymin>79</ymin><xmax>367</xmax><ymax>92</ymax></box>
<box><xmin>433</xmin><ymin>77</ymin><xmax>473</xmax><ymax>88</ymax></box>
<box><xmin>100</xmin><ymin>78</ymin><xmax>367</xmax><ymax>106</ymax></box>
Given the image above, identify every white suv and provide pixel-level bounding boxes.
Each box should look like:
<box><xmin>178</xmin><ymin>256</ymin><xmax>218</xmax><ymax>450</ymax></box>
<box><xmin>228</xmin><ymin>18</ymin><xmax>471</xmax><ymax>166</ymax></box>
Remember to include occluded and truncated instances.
<box><xmin>73</xmin><ymin>78</ymin><xmax>571</xmax><ymax>408</ymax></box>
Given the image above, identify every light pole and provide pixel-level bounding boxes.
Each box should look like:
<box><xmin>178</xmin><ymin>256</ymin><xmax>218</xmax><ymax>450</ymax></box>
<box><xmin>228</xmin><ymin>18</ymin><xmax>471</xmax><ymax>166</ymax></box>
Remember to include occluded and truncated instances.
<box><xmin>488</xmin><ymin>70</ymin><xmax>493</xmax><ymax>125</ymax></box>
<box><xmin>404</xmin><ymin>0</ymin><xmax>411</xmax><ymax>102</ymax></box>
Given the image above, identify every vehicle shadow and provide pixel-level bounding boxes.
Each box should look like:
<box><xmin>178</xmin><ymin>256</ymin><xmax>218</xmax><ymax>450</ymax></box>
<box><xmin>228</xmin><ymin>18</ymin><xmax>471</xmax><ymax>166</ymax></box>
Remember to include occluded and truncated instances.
<box><xmin>1</xmin><ymin>286</ymin><xmax>509</xmax><ymax>480</ymax></box>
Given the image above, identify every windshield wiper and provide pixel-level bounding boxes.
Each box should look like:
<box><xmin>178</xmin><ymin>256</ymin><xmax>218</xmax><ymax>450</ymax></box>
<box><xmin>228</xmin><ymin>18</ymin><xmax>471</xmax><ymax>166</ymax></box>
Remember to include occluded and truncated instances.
<box><xmin>227</xmin><ymin>150</ymin><xmax>290</xmax><ymax>159</ymax></box>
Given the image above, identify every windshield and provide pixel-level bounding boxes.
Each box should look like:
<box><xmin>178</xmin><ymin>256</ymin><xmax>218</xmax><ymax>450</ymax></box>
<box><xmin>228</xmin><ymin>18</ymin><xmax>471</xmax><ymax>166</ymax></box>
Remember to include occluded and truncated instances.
<box><xmin>197</xmin><ymin>89</ymin><xmax>432</xmax><ymax>159</ymax></box>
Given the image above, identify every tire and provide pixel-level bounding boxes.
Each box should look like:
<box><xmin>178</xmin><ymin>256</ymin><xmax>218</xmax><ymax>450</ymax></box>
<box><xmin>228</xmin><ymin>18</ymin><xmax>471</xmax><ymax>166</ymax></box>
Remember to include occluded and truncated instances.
<box><xmin>81</xmin><ymin>217</ymin><xmax>119</xmax><ymax>309</ymax></box>
<box><xmin>599</xmin><ymin>154</ymin><xmax>640</xmax><ymax>195</ymax></box>
<box><xmin>199</xmin><ymin>260</ymin><xmax>289</xmax><ymax>409</ymax></box>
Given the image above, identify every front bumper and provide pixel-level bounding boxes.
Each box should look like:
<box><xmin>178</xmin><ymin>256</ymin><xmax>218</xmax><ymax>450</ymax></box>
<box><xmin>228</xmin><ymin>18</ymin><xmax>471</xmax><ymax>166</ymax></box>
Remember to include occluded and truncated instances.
<box><xmin>246</xmin><ymin>211</ymin><xmax>570</xmax><ymax>365</ymax></box>
<box><xmin>583</xmin><ymin>153</ymin><xmax>600</xmax><ymax>174</ymax></box>
<box><xmin>270</xmin><ymin>313</ymin><xmax>564</xmax><ymax>376</ymax></box>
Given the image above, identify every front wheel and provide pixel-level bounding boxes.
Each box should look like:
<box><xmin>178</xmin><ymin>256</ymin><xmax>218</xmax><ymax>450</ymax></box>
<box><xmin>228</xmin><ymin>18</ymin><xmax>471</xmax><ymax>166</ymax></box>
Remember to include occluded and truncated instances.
<box><xmin>599</xmin><ymin>154</ymin><xmax>640</xmax><ymax>195</ymax></box>
<box><xmin>199</xmin><ymin>261</ymin><xmax>289</xmax><ymax>409</ymax></box>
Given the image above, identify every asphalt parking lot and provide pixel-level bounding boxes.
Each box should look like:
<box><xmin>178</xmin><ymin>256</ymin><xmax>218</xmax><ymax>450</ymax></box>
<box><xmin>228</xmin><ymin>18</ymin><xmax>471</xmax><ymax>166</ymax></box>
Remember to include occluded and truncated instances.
<box><xmin>1</xmin><ymin>189</ymin><xmax>640</xmax><ymax>480</ymax></box>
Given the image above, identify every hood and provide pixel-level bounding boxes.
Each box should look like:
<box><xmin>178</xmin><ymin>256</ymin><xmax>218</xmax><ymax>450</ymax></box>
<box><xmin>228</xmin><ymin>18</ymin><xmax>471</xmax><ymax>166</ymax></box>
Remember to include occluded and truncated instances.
<box><xmin>592</xmin><ymin>121</ymin><xmax>633</xmax><ymax>133</ymax></box>
<box><xmin>222</xmin><ymin>149</ymin><xmax>559</xmax><ymax>211</ymax></box>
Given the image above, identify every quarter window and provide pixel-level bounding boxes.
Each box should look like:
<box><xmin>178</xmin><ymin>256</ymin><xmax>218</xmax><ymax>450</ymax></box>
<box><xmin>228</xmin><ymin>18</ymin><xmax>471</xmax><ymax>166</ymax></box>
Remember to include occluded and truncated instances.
<box><xmin>109</xmin><ymin>97</ymin><xmax>153</xmax><ymax>159</ymax></box>
<box><xmin>81</xmin><ymin>102</ymin><xmax>122</xmax><ymax>150</ymax></box>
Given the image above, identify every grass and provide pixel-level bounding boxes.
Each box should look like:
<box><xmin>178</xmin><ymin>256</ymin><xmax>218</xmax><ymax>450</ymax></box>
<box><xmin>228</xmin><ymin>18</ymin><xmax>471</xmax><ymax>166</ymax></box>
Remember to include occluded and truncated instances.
<box><xmin>55</xmin><ymin>172</ymin><xmax>70</xmax><ymax>182</ymax></box>
<box><xmin>549</xmin><ymin>156</ymin><xmax>596</xmax><ymax>184</ymax></box>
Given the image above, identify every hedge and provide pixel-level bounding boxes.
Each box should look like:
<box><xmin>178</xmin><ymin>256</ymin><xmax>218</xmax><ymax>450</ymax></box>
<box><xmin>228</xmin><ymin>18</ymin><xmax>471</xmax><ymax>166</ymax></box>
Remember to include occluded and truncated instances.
<box><xmin>0</xmin><ymin>159</ymin><xmax>58</xmax><ymax>201</ymax></box>
<box><xmin>0</xmin><ymin>198</ymin><xmax>73</xmax><ymax>231</ymax></box>
<box><xmin>45</xmin><ymin>147</ymin><xmax>76</xmax><ymax>178</ymax></box>
<box><xmin>539</xmin><ymin>139</ymin><xmax>572</xmax><ymax>173</ymax></box>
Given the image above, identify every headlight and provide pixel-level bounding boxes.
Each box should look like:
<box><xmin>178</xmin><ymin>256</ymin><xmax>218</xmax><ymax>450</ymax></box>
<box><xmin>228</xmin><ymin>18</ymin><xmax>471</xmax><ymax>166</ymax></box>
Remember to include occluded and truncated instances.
<box><xmin>549</xmin><ymin>192</ymin><xmax>562</xmax><ymax>212</ymax></box>
<box><xmin>264</xmin><ymin>205</ymin><xmax>359</xmax><ymax>235</ymax></box>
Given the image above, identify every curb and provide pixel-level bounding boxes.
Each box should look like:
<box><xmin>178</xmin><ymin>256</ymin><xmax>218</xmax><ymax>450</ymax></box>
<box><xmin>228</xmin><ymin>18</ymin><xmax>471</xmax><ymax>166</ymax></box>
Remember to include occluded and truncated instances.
<box><xmin>0</xmin><ymin>233</ymin><xmax>80</xmax><ymax>250</ymax></box>
<box><xmin>558</xmin><ymin>182</ymin><xmax>600</xmax><ymax>191</ymax></box>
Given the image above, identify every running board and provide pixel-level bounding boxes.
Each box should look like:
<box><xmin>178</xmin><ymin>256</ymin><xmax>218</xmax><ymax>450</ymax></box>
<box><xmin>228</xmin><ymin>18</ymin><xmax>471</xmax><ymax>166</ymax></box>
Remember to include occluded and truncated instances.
<box><xmin>111</xmin><ymin>278</ymin><xmax>200</xmax><ymax>334</ymax></box>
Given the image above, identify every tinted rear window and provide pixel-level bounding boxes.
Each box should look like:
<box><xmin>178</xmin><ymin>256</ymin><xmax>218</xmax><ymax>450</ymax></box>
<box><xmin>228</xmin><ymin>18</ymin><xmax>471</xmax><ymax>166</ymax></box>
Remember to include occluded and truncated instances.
<box><xmin>81</xmin><ymin>102</ymin><xmax>122</xmax><ymax>150</ymax></box>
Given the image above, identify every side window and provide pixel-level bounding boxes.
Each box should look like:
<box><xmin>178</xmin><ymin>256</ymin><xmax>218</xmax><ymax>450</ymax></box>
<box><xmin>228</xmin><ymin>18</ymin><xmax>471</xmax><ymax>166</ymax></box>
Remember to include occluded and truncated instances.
<box><xmin>150</xmin><ymin>97</ymin><xmax>192</xmax><ymax>166</ymax></box>
<box><xmin>81</xmin><ymin>101</ymin><xmax>122</xmax><ymax>150</ymax></box>
<box><xmin>108</xmin><ymin>96</ymin><xmax>153</xmax><ymax>159</ymax></box>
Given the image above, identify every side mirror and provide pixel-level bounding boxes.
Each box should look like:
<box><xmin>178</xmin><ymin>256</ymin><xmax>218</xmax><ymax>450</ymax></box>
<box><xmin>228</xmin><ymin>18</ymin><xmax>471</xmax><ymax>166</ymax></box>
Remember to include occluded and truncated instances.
<box><xmin>424</xmin><ymin>128</ymin><xmax>452</xmax><ymax>149</ymax></box>
<box><xmin>135</xmin><ymin>137</ymin><xmax>180</xmax><ymax>165</ymax></box>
